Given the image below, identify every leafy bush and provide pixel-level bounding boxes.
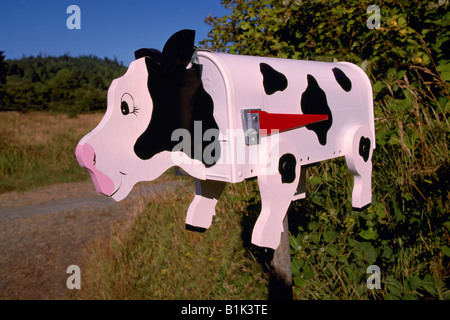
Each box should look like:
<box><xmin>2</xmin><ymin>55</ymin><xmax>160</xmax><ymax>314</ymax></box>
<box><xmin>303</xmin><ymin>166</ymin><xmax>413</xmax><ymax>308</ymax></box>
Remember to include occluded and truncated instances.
<box><xmin>203</xmin><ymin>0</ymin><xmax>449</xmax><ymax>299</ymax></box>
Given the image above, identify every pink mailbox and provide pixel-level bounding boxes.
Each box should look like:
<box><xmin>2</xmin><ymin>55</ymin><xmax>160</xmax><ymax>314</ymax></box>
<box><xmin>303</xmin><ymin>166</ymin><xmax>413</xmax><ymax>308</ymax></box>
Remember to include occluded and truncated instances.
<box><xmin>76</xmin><ymin>30</ymin><xmax>375</xmax><ymax>249</ymax></box>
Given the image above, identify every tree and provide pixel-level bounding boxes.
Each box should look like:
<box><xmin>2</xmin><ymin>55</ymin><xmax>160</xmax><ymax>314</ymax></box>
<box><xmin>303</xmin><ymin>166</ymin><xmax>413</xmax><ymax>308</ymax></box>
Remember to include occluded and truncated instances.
<box><xmin>0</xmin><ymin>51</ymin><xmax>8</xmax><ymax>106</ymax></box>
<box><xmin>1</xmin><ymin>54</ymin><xmax>126</xmax><ymax>113</ymax></box>
<box><xmin>0</xmin><ymin>51</ymin><xmax>6</xmax><ymax>84</ymax></box>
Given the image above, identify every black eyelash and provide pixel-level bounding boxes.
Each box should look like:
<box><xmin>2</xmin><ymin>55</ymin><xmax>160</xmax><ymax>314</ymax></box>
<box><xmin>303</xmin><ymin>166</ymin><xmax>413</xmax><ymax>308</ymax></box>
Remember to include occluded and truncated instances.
<box><xmin>131</xmin><ymin>106</ymin><xmax>139</xmax><ymax>116</ymax></box>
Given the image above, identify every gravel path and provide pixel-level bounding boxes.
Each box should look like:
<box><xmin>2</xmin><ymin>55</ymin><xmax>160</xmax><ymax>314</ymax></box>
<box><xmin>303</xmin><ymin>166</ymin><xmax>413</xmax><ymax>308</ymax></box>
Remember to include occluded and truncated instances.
<box><xmin>0</xmin><ymin>179</ymin><xmax>183</xmax><ymax>299</ymax></box>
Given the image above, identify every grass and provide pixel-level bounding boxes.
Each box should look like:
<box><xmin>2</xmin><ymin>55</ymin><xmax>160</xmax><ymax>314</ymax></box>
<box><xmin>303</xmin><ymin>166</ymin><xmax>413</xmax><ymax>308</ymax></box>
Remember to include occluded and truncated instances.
<box><xmin>0</xmin><ymin>111</ymin><xmax>103</xmax><ymax>193</ymax></box>
<box><xmin>75</xmin><ymin>181</ymin><xmax>268</xmax><ymax>300</ymax></box>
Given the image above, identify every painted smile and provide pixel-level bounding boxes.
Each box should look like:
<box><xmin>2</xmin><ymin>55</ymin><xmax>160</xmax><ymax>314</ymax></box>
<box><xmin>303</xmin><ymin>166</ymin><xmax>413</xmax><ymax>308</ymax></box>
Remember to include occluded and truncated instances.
<box><xmin>109</xmin><ymin>177</ymin><xmax>123</xmax><ymax>198</ymax></box>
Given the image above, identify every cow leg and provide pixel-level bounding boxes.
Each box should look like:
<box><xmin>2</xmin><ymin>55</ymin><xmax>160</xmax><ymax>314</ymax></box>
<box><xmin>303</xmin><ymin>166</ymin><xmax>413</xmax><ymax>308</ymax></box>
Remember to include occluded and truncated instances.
<box><xmin>185</xmin><ymin>179</ymin><xmax>226</xmax><ymax>231</ymax></box>
<box><xmin>344</xmin><ymin>125</ymin><xmax>374</xmax><ymax>210</ymax></box>
<box><xmin>252</xmin><ymin>154</ymin><xmax>300</xmax><ymax>249</ymax></box>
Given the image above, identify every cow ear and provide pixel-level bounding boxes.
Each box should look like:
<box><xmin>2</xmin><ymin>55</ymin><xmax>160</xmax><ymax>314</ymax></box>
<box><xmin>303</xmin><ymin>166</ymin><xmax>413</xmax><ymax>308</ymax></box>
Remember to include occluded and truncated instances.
<box><xmin>134</xmin><ymin>48</ymin><xmax>162</xmax><ymax>65</ymax></box>
<box><xmin>144</xmin><ymin>56</ymin><xmax>160</xmax><ymax>74</ymax></box>
<box><xmin>161</xmin><ymin>29</ymin><xmax>195</xmax><ymax>72</ymax></box>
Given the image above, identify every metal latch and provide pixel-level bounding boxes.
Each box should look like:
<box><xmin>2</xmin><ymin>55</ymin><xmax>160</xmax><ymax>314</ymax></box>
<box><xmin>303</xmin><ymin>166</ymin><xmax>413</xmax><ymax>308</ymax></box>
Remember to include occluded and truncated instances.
<box><xmin>241</xmin><ymin>109</ymin><xmax>261</xmax><ymax>146</ymax></box>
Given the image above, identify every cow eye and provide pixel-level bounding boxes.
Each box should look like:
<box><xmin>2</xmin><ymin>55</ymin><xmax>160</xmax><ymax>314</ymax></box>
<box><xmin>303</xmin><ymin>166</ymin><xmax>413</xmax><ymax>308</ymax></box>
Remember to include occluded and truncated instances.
<box><xmin>121</xmin><ymin>93</ymin><xmax>135</xmax><ymax>116</ymax></box>
<box><xmin>121</xmin><ymin>100</ymin><xmax>130</xmax><ymax>115</ymax></box>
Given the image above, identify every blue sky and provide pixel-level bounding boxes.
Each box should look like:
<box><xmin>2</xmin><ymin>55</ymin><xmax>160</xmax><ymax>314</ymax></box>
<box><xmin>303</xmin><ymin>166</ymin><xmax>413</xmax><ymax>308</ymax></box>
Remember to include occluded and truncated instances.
<box><xmin>0</xmin><ymin>0</ymin><xmax>229</xmax><ymax>66</ymax></box>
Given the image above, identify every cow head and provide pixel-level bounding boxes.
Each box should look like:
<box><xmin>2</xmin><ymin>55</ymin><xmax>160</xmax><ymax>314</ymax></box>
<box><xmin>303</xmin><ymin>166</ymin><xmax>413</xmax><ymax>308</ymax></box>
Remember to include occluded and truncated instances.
<box><xmin>75</xmin><ymin>29</ymin><xmax>219</xmax><ymax>201</ymax></box>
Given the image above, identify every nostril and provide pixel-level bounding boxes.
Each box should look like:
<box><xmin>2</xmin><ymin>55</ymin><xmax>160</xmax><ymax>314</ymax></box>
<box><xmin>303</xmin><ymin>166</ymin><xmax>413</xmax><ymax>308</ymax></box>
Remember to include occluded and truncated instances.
<box><xmin>76</xmin><ymin>143</ymin><xmax>97</xmax><ymax>170</ymax></box>
<box><xmin>76</xmin><ymin>142</ymin><xmax>115</xmax><ymax>195</ymax></box>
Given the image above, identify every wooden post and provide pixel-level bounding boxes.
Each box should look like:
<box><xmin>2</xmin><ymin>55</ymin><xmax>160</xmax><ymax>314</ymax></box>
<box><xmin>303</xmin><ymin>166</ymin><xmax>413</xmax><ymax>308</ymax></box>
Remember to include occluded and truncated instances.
<box><xmin>268</xmin><ymin>215</ymin><xmax>293</xmax><ymax>300</ymax></box>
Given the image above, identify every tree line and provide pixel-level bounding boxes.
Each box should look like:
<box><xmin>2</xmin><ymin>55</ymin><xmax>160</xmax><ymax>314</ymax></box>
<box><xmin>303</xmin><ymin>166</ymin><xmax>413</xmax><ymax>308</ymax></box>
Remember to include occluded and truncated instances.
<box><xmin>0</xmin><ymin>52</ymin><xmax>127</xmax><ymax>115</ymax></box>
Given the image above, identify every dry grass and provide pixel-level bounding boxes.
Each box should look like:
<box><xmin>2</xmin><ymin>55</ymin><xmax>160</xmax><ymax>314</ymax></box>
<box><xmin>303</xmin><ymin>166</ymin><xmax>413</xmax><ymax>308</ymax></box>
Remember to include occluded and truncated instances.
<box><xmin>0</xmin><ymin>111</ymin><xmax>102</xmax><ymax>145</ymax></box>
<box><xmin>0</xmin><ymin>111</ymin><xmax>103</xmax><ymax>193</ymax></box>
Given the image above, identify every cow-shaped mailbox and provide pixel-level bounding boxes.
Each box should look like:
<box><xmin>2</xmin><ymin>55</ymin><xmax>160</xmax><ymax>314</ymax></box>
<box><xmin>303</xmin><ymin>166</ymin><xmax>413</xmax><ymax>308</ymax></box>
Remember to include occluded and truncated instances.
<box><xmin>76</xmin><ymin>30</ymin><xmax>375</xmax><ymax>249</ymax></box>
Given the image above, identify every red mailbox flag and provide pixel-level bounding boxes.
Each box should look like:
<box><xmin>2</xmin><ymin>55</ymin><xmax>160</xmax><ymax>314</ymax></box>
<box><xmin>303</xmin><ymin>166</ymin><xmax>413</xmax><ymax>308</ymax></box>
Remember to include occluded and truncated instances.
<box><xmin>249</xmin><ymin>110</ymin><xmax>328</xmax><ymax>136</ymax></box>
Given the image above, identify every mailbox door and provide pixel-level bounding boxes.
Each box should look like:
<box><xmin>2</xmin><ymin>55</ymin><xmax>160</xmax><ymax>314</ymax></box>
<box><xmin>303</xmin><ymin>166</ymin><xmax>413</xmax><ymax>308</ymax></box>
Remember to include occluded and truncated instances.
<box><xmin>199</xmin><ymin>52</ymin><xmax>274</xmax><ymax>183</ymax></box>
<box><xmin>197</xmin><ymin>51</ymin><xmax>234</xmax><ymax>182</ymax></box>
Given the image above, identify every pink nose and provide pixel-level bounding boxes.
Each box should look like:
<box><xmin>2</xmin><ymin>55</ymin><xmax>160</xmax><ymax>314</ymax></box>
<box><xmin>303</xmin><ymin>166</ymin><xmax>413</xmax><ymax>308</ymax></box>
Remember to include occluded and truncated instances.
<box><xmin>75</xmin><ymin>143</ymin><xmax>115</xmax><ymax>196</ymax></box>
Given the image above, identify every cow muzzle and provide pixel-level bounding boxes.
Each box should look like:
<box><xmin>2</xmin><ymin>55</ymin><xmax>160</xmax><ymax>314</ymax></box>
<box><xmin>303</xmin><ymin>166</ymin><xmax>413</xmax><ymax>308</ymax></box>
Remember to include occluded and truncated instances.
<box><xmin>75</xmin><ymin>143</ymin><xmax>116</xmax><ymax>196</ymax></box>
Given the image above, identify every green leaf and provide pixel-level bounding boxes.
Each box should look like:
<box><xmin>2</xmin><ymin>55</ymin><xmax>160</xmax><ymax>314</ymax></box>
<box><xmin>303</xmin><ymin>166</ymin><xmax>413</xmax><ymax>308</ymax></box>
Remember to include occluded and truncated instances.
<box><xmin>309</xmin><ymin>176</ymin><xmax>322</xmax><ymax>185</ymax></box>
<box><xmin>291</xmin><ymin>258</ymin><xmax>304</xmax><ymax>276</ymax></box>
<box><xmin>338</xmin><ymin>255</ymin><xmax>348</xmax><ymax>264</ymax></box>
<box><xmin>385</xmin><ymin>275</ymin><xmax>403</xmax><ymax>295</ymax></box>
<box><xmin>311</xmin><ymin>232</ymin><xmax>321</xmax><ymax>244</ymax></box>
<box><xmin>323</xmin><ymin>231</ymin><xmax>339</xmax><ymax>243</ymax></box>
<box><xmin>293</xmin><ymin>276</ymin><xmax>305</xmax><ymax>287</ymax></box>
<box><xmin>440</xmin><ymin>71</ymin><xmax>450</xmax><ymax>82</ymax></box>
<box><xmin>406</xmin><ymin>276</ymin><xmax>421</xmax><ymax>291</ymax></box>
<box><xmin>420</xmin><ymin>274</ymin><xmax>437</xmax><ymax>296</ymax></box>
<box><xmin>381</xmin><ymin>246</ymin><xmax>393</xmax><ymax>260</ymax></box>
<box><xmin>307</xmin><ymin>221</ymin><xmax>320</xmax><ymax>231</ymax></box>
<box><xmin>385</xmin><ymin>292</ymin><xmax>402</xmax><ymax>300</ymax></box>
<box><xmin>289</xmin><ymin>235</ymin><xmax>301</xmax><ymax>251</ymax></box>
<box><xmin>302</xmin><ymin>264</ymin><xmax>315</xmax><ymax>280</ymax></box>
<box><xmin>372</xmin><ymin>81</ymin><xmax>385</xmax><ymax>93</ymax></box>
<box><xmin>403</xmin><ymin>293</ymin><xmax>418</xmax><ymax>300</ymax></box>
<box><xmin>397</xmin><ymin>70</ymin><xmax>407</xmax><ymax>79</ymax></box>
<box><xmin>440</xmin><ymin>245</ymin><xmax>450</xmax><ymax>257</ymax></box>
<box><xmin>398</xmin><ymin>16</ymin><xmax>407</xmax><ymax>28</ymax></box>
<box><xmin>436</xmin><ymin>62</ymin><xmax>450</xmax><ymax>73</ymax></box>
<box><xmin>359</xmin><ymin>229</ymin><xmax>379</xmax><ymax>240</ymax></box>
<box><xmin>326</xmin><ymin>245</ymin><xmax>339</xmax><ymax>257</ymax></box>
<box><xmin>353</xmin><ymin>249</ymin><xmax>363</xmax><ymax>262</ymax></box>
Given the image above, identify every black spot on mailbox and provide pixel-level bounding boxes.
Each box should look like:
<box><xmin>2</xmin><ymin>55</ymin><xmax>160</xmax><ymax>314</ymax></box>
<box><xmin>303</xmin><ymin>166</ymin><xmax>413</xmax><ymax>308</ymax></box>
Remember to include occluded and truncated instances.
<box><xmin>332</xmin><ymin>67</ymin><xmax>352</xmax><ymax>92</ymax></box>
<box><xmin>300</xmin><ymin>74</ymin><xmax>333</xmax><ymax>146</ymax></box>
<box><xmin>260</xmin><ymin>63</ymin><xmax>288</xmax><ymax>95</ymax></box>
<box><xmin>278</xmin><ymin>153</ymin><xmax>297</xmax><ymax>184</ymax></box>
<box><xmin>359</xmin><ymin>136</ymin><xmax>371</xmax><ymax>162</ymax></box>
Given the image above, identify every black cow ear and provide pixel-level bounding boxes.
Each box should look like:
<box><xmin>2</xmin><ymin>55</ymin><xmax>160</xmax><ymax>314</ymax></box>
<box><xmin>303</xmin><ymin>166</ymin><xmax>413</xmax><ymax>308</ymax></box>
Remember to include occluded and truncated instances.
<box><xmin>144</xmin><ymin>56</ymin><xmax>160</xmax><ymax>74</ymax></box>
<box><xmin>134</xmin><ymin>48</ymin><xmax>162</xmax><ymax>64</ymax></box>
<box><xmin>161</xmin><ymin>29</ymin><xmax>195</xmax><ymax>72</ymax></box>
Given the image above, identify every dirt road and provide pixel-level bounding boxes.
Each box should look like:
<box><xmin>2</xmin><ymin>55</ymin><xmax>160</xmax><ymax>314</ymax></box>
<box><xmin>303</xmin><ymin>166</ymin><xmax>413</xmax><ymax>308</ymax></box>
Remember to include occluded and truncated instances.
<box><xmin>0</xmin><ymin>179</ymin><xmax>183</xmax><ymax>299</ymax></box>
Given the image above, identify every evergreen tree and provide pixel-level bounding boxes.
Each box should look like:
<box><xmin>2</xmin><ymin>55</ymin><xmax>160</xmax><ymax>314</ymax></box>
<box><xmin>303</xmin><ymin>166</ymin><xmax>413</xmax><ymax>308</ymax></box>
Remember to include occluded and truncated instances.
<box><xmin>1</xmin><ymin>54</ymin><xmax>127</xmax><ymax>114</ymax></box>
<box><xmin>0</xmin><ymin>51</ymin><xmax>8</xmax><ymax>106</ymax></box>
